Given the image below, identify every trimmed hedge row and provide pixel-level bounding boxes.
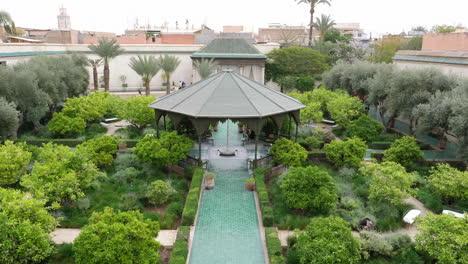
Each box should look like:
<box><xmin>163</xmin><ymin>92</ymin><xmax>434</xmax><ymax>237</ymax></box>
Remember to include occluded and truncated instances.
<box><xmin>265</xmin><ymin>227</ymin><xmax>284</xmax><ymax>264</ymax></box>
<box><xmin>254</xmin><ymin>168</ymin><xmax>274</xmax><ymax>227</ymax></box>
<box><xmin>168</xmin><ymin>226</ymin><xmax>190</xmax><ymax>264</ymax></box>
<box><xmin>181</xmin><ymin>167</ymin><xmax>203</xmax><ymax>226</ymax></box>
<box><xmin>369</xmin><ymin>141</ymin><xmax>392</xmax><ymax>150</ymax></box>
<box><xmin>10</xmin><ymin>139</ymin><xmax>141</xmax><ymax>148</ymax></box>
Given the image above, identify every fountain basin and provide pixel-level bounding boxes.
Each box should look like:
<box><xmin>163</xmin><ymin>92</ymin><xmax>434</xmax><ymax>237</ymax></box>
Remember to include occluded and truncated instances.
<box><xmin>219</xmin><ymin>150</ymin><xmax>236</xmax><ymax>156</ymax></box>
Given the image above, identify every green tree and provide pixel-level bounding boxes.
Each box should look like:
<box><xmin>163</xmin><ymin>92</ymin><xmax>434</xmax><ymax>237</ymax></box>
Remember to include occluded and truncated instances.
<box><xmin>324</xmin><ymin>29</ymin><xmax>351</xmax><ymax>43</ymax></box>
<box><xmin>281</xmin><ymin>166</ymin><xmax>337</xmax><ymax>212</ymax></box>
<box><xmin>345</xmin><ymin>115</ymin><xmax>384</xmax><ymax>142</ymax></box>
<box><xmin>88</xmin><ymin>38</ymin><xmax>125</xmax><ymax>92</ymax></box>
<box><xmin>368</xmin><ymin>36</ymin><xmax>403</xmax><ymax>63</ymax></box>
<box><xmin>0</xmin><ymin>141</ymin><xmax>31</xmax><ymax>185</ymax></box>
<box><xmin>159</xmin><ymin>131</ymin><xmax>194</xmax><ymax>166</ymax></box>
<box><xmin>158</xmin><ymin>55</ymin><xmax>181</xmax><ymax>95</ymax></box>
<box><xmin>270</xmin><ymin>138</ymin><xmax>308</xmax><ymax>167</ymax></box>
<box><xmin>366</xmin><ymin>64</ymin><xmax>396</xmax><ymax>129</ymax></box>
<box><xmin>88</xmin><ymin>58</ymin><xmax>102</xmax><ymax>91</ymax></box>
<box><xmin>0</xmin><ymin>97</ymin><xmax>19</xmax><ymax>139</ymax></box>
<box><xmin>145</xmin><ymin>180</ymin><xmax>172</xmax><ymax>206</ymax></box>
<box><xmin>48</xmin><ymin>112</ymin><xmax>86</xmax><ymax>136</ymax></box>
<box><xmin>448</xmin><ymin>81</ymin><xmax>468</xmax><ymax>160</ymax></box>
<box><xmin>415</xmin><ymin>214</ymin><xmax>467</xmax><ymax>264</ymax></box>
<box><xmin>76</xmin><ymin>136</ymin><xmax>119</xmax><ymax>168</ymax></box>
<box><xmin>314</xmin><ymin>14</ymin><xmax>336</xmax><ymax>38</ymax></box>
<box><xmin>360</xmin><ymin>161</ymin><xmax>416</xmax><ymax>205</ymax></box>
<box><xmin>296</xmin><ymin>216</ymin><xmax>361</xmax><ymax>264</ymax></box>
<box><xmin>0</xmin><ymin>188</ymin><xmax>57</xmax><ymax>264</ymax></box>
<box><xmin>62</xmin><ymin>91</ymin><xmax>120</xmax><ymax>122</ymax></box>
<box><xmin>118</xmin><ymin>96</ymin><xmax>156</xmax><ymax>129</ymax></box>
<box><xmin>129</xmin><ymin>55</ymin><xmax>160</xmax><ymax>96</ymax></box>
<box><xmin>295</xmin><ymin>0</ymin><xmax>332</xmax><ymax>47</ymax></box>
<box><xmin>301</xmin><ymin>101</ymin><xmax>323</xmax><ymax>124</ymax></box>
<box><xmin>431</xmin><ymin>24</ymin><xmax>464</xmax><ymax>33</ymax></box>
<box><xmin>383</xmin><ymin>136</ymin><xmax>423</xmax><ymax>167</ymax></box>
<box><xmin>0</xmin><ymin>10</ymin><xmax>16</xmax><ymax>34</ymax></box>
<box><xmin>428</xmin><ymin>163</ymin><xmax>468</xmax><ymax>201</ymax></box>
<box><xmin>73</xmin><ymin>207</ymin><xmax>160</xmax><ymax>264</ymax></box>
<box><xmin>194</xmin><ymin>58</ymin><xmax>217</xmax><ymax>80</ymax></box>
<box><xmin>327</xmin><ymin>94</ymin><xmax>364</xmax><ymax>127</ymax></box>
<box><xmin>325</xmin><ymin>137</ymin><xmax>367</xmax><ymax>168</ymax></box>
<box><xmin>399</xmin><ymin>36</ymin><xmax>423</xmax><ymax>51</ymax></box>
<box><xmin>133</xmin><ymin>136</ymin><xmax>170</xmax><ymax>168</ymax></box>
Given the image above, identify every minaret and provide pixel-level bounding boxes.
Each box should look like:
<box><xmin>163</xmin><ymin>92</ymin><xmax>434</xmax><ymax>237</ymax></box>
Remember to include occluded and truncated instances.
<box><xmin>57</xmin><ymin>6</ymin><xmax>71</xmax><ymax>30</ymax></box>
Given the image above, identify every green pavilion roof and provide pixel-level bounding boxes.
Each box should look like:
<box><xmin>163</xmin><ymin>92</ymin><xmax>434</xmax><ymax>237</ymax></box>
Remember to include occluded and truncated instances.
<box><xmin>149</xmin><ymin>71</ymin><xmax>304</xmax><ymax>119</ymax></box>
<box><xmin>191</xmin><ymin>38</ymin><xmax>267</xmax><ymax>59</ymax></box>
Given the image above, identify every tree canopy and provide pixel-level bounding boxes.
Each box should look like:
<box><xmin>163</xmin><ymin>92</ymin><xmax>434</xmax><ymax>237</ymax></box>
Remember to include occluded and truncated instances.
<box><xmin>428</xmin><ymin>163</ymin><xmax>468</xmax><ymax>201</ymax></box>
<box><xmin>296</xmin><ymin>216</ymin><xmax>361</xmax><ymax>264</ymax></box>
<box><xmin>118</xmin><ymin>96</ymin><xmax>156</xmax><ymax>129</ymax></box>
<box><xmin>0</xmin><ymin>141</ymin><xmax>31</xmax><ymax>185</ymax></box>
<box><xmin>325</xmin><ymin>137</ymin><xmax>367</xmax><ymax>168</ymax></box>
<box><xmin>73</xmin><ymin>207</ymin><xmax>160</xmax><ymax>264</ymax></box>
<box><xmin>270</xmin><ymin>138</ymin><xmax>308</xmax><ymax>167</ymax></box>
<box><xmin>383</xmin><ymin>136</ymin><xmax>423</xmax><ymax>167</ymax></box>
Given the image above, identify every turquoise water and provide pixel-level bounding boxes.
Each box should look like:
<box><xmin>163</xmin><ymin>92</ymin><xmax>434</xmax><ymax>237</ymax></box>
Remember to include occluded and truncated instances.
<box><xmin>189</xmin><ymin>121</ymin><xmax>266</xmax><ymax>264</ymax></box>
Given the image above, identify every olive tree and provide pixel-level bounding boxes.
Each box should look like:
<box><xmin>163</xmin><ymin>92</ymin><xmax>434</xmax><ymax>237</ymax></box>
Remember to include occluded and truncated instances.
<box><xmin>296</xmin><ymin>216</ymin><xmax>361</xmax><ymax>264</ymax></box>
<box><xmin>281</xmin><ymin>166</ymin><xmax>338</xmax><ymax>213</ymax></box>
<box><xmin>0</xmin><ymin>97</ymin><xmax>19</xmax><ymax>139</ymax></box>
<box><xmin>73</xmin><ymin>207</ymin><xmax>160</xmax><ymax>264</ymax></box>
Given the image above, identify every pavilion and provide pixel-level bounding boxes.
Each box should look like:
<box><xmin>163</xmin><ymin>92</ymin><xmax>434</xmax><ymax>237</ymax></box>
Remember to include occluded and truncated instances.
<box><xmin>149</xmin><ymin>70</ymin><xmax>305</xmax><ymax>166</ymax></box>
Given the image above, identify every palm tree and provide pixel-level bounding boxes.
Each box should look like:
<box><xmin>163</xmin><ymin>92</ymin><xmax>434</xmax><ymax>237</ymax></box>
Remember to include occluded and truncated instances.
<box><xmin>194</xmin><ymin>59</ymin><xmax>217</xmax><ymax>80</ymax></box>
<box><xmin>129</xmin><ymin>55</ymin><xmax>160</xmax><ymax>96</ymax></box>
<box><xmin>88</xmin><ymin>38</ymin><xmax>125</xmax><ymax>92</ymax></box>
<box><xmin>0</xmin><ymin>10</ymin><xmax>16</xmax><ymax>35</ymax></box>
<box><xmin>314</xmin><ymin>14</ymin><xmax>335</xmax><ymax>38</ymax></box>
<box><xmin>88</xmin><ymin>59</ymin><xmax>102</xmax><ymax>92</ymax></box>
<box><xmin>295</xmin><ymin>0</ymin><xmax>332</xmax><ymax>47</ymax></box>
<box><xmin>158</xmin><ymin>55</ymin><xmax>181</xmax><ymax>95</ymax></box>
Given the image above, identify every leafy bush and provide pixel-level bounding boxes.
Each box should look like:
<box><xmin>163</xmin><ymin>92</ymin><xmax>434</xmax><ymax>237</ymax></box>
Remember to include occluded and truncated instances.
<box><xmin>416</xmin><ymin>187</ymin><xmax>443</xmax><ymax>213</ymax></box>
<box><xmin>133</xmin><ymin>136</ymin><xmax>170</xmax><ymax>168</ymax></box>
<box><xmin>48</xmin><ymin>112</ymin><xmax>86</xmax><ymax>136</ymax></box>
<box><xmin>325</xmin><ymin>137</ymin><xmax>367</xmax><ymax>168</ymax></box>
<box><xmin>428</xmin><ymin>163</ymin><xmax>468</xmax><ymax>201</ymax></box>
<box><xmin>169</xmin><ymin>226</ymin><xmax>190</xmax><ymax>264</ymax></box>
<box><xmin>0</xmin><ymin>141</ymin><xmax>32</xmax><ymax>185</ymax></box>
<box><xmin>265</xmin><ymin>227</ymin><xmax>285</xmax><ymax>264</ymax></box>
<box><xmin>114</xmin><ymin>154</ymin><xmax>141</xmax><ymax>170</ymax></box>
<box><xmin>254</xmin><ymin>168</ymin><xmax>274</xmax><ymax>226</ymax></box>
<box><xmin>118</xmin><ymin>96</ymin><xmax>155</xmax><ymax>129</ymax></box>
<box><xmin>62</xmin><ymin>91</ymin><xmax>120</xmax><ymax>123</ymax></box>
<box><xmin>160</xmin><ymin>131</ymin><xmax>194</xmax><ymax>166</ymax></box>
<box><xmin>360</xmin><ymin>231</ymin><xmax>393</xmax><ymax>259</ymax></box>
<box><xmin>76</xmin><ymin>135</ymin><xmax>118</xmax><ymax>168</ymax></box>
<box><xmin>327</xmin><ymin>94</ymin><xmax>364</xmax><ymax>127</ymax></box>
<box><xmin>76</xmin><ymin>197</ymin><xmax>90</xmax><ymax>211</ymax></box>
<box><xmin>181</xmin><ymin>168</ymin><xmax>203</xmax><ymax>225</ymax></box>
<box><xmin>281</xmin><ymin>166</ymin><xmax>338</xmax><ymax>213</ymax></box>
<box><xmin>145</xmin><ymin>180</ymin><xmax>172</xmax><ymax>206</ymax></box>
<box><xmin>345</xmin><ymin>115</ymin><xmax>384</xmax><ymax>142</ymax></box>
<box><xmin>110</xmin><ymin>167</ymin><xmax>141</xmax><ymax>184</ymax></box>
<box><xmin>270</xmin><ymin>138</ymin><xmax>308</xmax><ymax>167</ymax></box>
<box><xmin>383</xmin><ymin>136</ymin><xmax>423</xmax><ymax>167</ymax></box>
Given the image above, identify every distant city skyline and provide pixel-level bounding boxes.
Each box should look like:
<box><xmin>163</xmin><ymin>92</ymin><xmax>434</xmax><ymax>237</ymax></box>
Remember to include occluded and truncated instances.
<box><xmin>3</xmin><ymin>0</ymin><xmax>467</xmax><ymax>37</ymax></box>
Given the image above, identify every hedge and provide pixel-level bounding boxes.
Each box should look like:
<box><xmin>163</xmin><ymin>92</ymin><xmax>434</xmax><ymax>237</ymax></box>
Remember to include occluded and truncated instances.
<box><xmin>265</xmin><ymin>227</ymin><xmax>284</xmax><ymax>264</ymax></box>
<box><xmin>12</xmin><ymin>139</ymin><xmax>85</xmax><ymax>147</ymax></box>
<box><xmin>254</xmin><ymin>168</ymin><xmax>274</xmax><ymax>227</ymax></box>
<box><xmin>168</xmin><ymin>226</ymin><xmax>190</xmax><ymax>264</ymax></box>
<box><xmin>369</xmin><ymin>141</ymin><xmax>393</xmax><ymax>150</ymax></box>
<box><xmin>181</xmin><ymin>167</ymin><xmax>203</xmax><ymax>226</ymax></box>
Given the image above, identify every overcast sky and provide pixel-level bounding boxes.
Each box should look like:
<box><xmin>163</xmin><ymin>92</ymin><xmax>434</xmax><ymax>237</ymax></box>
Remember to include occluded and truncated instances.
<box><xmin>3</xmin><ymin>0</ymin><xmax>467</xmax><ymax>36</ymax></box>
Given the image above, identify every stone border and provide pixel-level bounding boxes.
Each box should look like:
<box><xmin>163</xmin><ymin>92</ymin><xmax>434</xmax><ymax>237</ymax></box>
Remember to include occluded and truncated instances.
<box><xmin>252</xmin><ymin>170</ymin><xmax>270</xmax><ymax>264</ymax></box>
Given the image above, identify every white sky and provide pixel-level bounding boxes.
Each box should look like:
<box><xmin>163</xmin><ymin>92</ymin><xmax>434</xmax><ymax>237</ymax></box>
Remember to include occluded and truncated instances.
<box><xmin>3</xmin><ymin>0</ymin><xmax>467</xmax><ymax>36</ymax></box>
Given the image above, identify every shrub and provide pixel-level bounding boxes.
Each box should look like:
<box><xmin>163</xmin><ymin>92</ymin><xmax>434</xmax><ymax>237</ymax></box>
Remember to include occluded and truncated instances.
<box><xmin>181</xmin><ymin>168</ymin><xmax>203</xmax><ymax>225</ymax></box>
<box><xmin>338</xmin><ymin>167</ymin><xmax>356</xmax><ymax>179</ymax></box>
<box><xmin>145</xmin><ymin>180</ymin><xmax>172</xmax><ymax>206</ymax></box>
<box><xmin>0</xmin><ymin>97</ymin><xmax>19</xmax><ymax>139</ymax></box>
<box><xmin>327</xmin><ymin>94</ymin><xmax>364</xmax><ymax>127</ymax></box>
<box><xmin>110</xmin><ymin>167</ymin><xmax>141</xmax><ymax>184</ymax></box>
<box><xmin>167</xmin><ymin>201</ymin><xmax>184</xmax><ymax>216</ymax></box>
<box><xmin>281</xmin><ymin>166</ymin><xmax>338</xmax><ymax>213</ymax></box>
<box><xmin>270</xmin><ymin>138</ymin><xmax>308</xmax><ymax>167</ymax></box>
<box><xmin>428</xmin><ymin>163</ymin><xmax>468</xmax><ymax>201</ymax></box>
<box><xmin>48</xmin><ymin>112</ymin><xmax>86</xmax><ymax>136</ymax></box>
<box><xmin>345</xmin><ymin>115</ymin><xmax>384</xmax><ymax>142</ymax></box>
<box><xmin>133</xmin><ymin>136</ymin><xmax>170</xmax><ymax>168</ymax></box>
<box><xmin>416</xmin><ymin>187</ymin><xmax>443</xmax><ymax>213</ymax></box>
<box><xmin>169</xmin><ymin>226</ymin><xmax>190</xmax><ymax>264</ymax></box>
<box><xmin>254</xmin><ymin>168</ymin><xmax>274</xmax><ymax>226</ymax></box>
<box><xmin>0</xmin><ymin>141</ymin><xmax>32</xmax><ymax>185</ymax></box>
<box><xmin>359</xmin><ymin>231</ymin><xmax>393</xmax><ymax>259</ymax></box>
<box><xmin>114</xmin><ymin>154</ymin><xmax>141</xmax><ymax>170</ymax></box>
<box><xmin>118</xmin><ymin>96</ymin><xmax>155</xmax><ymax>129</ymax></box>
<box><xmin>325</xmin><ymin>137</ymin><xmax>367</xmax><ymax>168</ymax></box>
<box><xmin>383</xmin><ymin>136</ymin><xmax>423</xmax><ymax>167</ymax></box>
<box><xmin>76</xmin><ymin>135</ymin><xmax>118</xmax><ymax>168</ymax></box>
<box><xmin>265</xmin><ymin>227</ymin><xmax>284</xmax><ymax>264</ymax></box>
<box><xmin>76</xmin><ymin>197</ymin><xmax>90</xmax><ymax>211</ymax></box>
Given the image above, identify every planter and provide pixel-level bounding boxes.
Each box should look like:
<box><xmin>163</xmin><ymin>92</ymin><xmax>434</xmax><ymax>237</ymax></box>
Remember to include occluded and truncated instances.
<box><xmin>205</xmin><ymin>172</ymin><xmax>216</xmax><ymax>190</ymax></box>
<box><xmin>438</xmin><ymin>138</ymin><xmax>447</xmax><ymax>149</ymax></box>
<box><xmin>118</xmin><ymin>142</ymin><xmax>127</xmax><ymax>150</ymax></box>
<box><xmin>245</xmin><ymin>179</ymin><xmax>256</xmax><ymax>191</ymax></box>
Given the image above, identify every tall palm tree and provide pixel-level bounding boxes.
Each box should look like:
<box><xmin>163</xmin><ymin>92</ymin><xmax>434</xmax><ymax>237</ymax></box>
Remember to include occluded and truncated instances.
<box><xmin>314</xmin><ymin>14</ymin><xmax>335</xmax><ymax>38</ymax></box>
<box><xmin>129</xmin><ymin>55</ymin><xmax>160</xmax><ymax>96</ymax></box>
<box><xmin>158</xmin><ymin>55</ymin><xmax>181</xmax><ymax>95</ymax></box>
<box><xmin>194</xmin><ymin>59</ymin><xmax>217</xmax><ymax>80</ymax></box>
<box><xmin>0</xmin><ymin>10</ymin><xmax>16</xmax><ymax>35</ymax></box>
<box><xmin>295</xmin><ymin>0</ymin><xmax>332</xmax><ymax>47</ymax></box>
<box><xmin>88</xmin><ymin>59</ymin><xmax>102</xmax><ymax>92</ymax></box>
<box><xmin>88</xmin><ymin>38</ymin><xmax>125</xmax><ymax>92</ymax></box>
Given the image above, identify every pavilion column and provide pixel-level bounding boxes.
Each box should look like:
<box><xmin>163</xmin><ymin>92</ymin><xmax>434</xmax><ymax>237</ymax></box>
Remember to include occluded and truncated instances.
<box><xmin>163</xmin><ymin>115</ymin><xmax>166</xmax><ymax>131</ymax></box>
<box><xmin>295</xmin><ymin>120</ymin><xmax>299</xmax><ymax>142</ymax></box>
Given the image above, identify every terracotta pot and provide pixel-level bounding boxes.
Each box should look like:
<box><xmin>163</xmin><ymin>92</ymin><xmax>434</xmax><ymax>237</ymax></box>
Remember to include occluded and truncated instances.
<box><xmin>439</xmin><ymin>138</ymin><xmax>447</xmax><ymax>149</ymax></box>
<box><xmin>245</xmin><ymin>182</ymin><xmax>255</xmax><ymax>191</ymax></box>
<box><xmin>119</xmin><ymin>143</ymin><xmax>127</xmax><ymax>150</ymax></box>
<box><xmin>205</xmin><ymin>177</ymin><xmax>215</xmax><ymax>190</ymax></box>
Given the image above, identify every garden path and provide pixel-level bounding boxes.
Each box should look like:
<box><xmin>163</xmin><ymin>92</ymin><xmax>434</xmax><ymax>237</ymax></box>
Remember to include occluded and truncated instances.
<box><xmin>104</xmin><ymin>120</ymin><xmax>130</xmax><ymax>136</ymax></box>
<box><xmin>188</xmin><ymin>120</ymin><xmax>267</xmax><ymax>264</ymax></box>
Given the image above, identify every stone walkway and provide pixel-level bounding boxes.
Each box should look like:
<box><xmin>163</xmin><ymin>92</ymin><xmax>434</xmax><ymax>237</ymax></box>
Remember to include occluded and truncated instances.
<box><xmin>104</xmin><ymin>120</ymin><xmax>131</xmax><ymax>136</ymax></box>
<box><xmin>50</xmin><ymin>229</ymin><xmax>178</xmax><ymax>247</ymax></box>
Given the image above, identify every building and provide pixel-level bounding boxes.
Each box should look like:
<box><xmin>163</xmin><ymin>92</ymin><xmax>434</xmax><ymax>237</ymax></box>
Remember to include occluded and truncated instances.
<box><xmin>191</xmin><ymin>38</ymin><xmax>267</xmax><ymax>83</ymax></box>
<box><xmin>57</xmin><ymin>7</ymin><xmax>71</xmax><ymax>30</ymax></box>
<box><xmin>0</xmin><ymin>40</ymin><xmax>279</xmax><ymax>91</ymax></box>
<box><xmin>333</xmin><ymin>23</ymin><xmax>368</xmax><ymax>40</ymax></box>
<box><xmin>258</xmin><ymin>24</ymin><xmax>309</xmax><ymax>46</ymax></box>
<box><xmin>393</xmin><ymin>32</ymin><xmax>468</xmax><ymax>76</ymax></box>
